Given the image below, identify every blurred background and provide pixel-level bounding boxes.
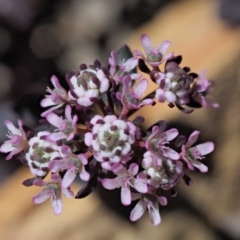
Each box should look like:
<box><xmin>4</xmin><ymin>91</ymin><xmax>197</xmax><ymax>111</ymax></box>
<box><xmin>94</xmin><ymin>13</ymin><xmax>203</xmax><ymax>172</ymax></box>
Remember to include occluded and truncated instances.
<box><xmin>1</xmin><ymin>0</ymin><xmax>240</xmax><ymax>239</ymax></box>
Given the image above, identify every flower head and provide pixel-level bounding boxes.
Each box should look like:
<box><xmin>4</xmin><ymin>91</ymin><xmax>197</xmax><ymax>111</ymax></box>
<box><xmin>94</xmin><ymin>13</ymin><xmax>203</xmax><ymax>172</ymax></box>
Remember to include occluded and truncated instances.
<box><xmin>68</xmin><ymin>67</ymin><xmax>109</xmax><ymax>107</ymax></box>
<box><xmin>84</xmin><ymin>115</ymin><xmax>139</xmax><ymax>170</ymax></box>
<box><xmin>32</xmin><ymin>174</ymin><xmax>74</xmax><ymax>215</ymax></box>
<box><xmin>0</xmin><ymin>120</ymin><xmax>28</xmax><ymax>160</ymax></box>
<box><xmin>134</xmin><ymin>34</ymin><xmax>173</xmax><ymax>67</ymax></box>
<box><xmin>26</xmin><ymin>131</ymin><xmax>60</xmax><ymax>177</ymax></box>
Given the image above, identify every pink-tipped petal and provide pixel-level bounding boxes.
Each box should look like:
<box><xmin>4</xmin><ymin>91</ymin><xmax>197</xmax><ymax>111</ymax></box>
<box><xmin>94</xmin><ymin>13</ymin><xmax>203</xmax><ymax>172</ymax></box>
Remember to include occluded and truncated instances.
<box><xmin>112</xmin><ymin>163</ymin><xmax>125</xmax><ymax>175</ymax></box>
<box><xmin>62</xmin><ymin>169</ymin><xmax>76</xmax><ymax>188</ymax></box>
<box><xmin>158</xmin><ymin>40</ymin><xmax>171</xmax><ymax>54</ymax></box>
<box><xmin>32</xmin><ymin>189</ymin><xmax>49</xmax><ymax>204</ymax></box>
<box><xmin>133</xmin><ymin>79</ymin><xmax>148</xmax><ymax>99</ymax></box>
<box><xmin>102</xmin><ymin>178</ymin><xmax>119</xmax><ymax>190</ymax></box>
<box><xmin>52</xmin><ymin>198</ymin><xmax>62</xmax><ymax>215</ymax></box>
<box><xmin>196</xmin><ymin>142</ymin><xmax>214</xmax><ymax>155</ymax></box>
<box><xmin>121</xmin><ymin>185</ymin><xmax>131</xmax><ymax>205</ymax></box>
<box><xmin>165</xmin><ymin>128</ymin><xmax>179</xmax><ymax>141</ymax></box>
<box><xmin>186</xmin><ymin>131</ymin><xmax>200</xmax><ymax>148</ymax></box>
<box><xmin>149</xmin><ymin>202</ymin><xmax>161</xmax><ymax>226</ymax></box>
<box><xmin>79</xmin><ymin>167</ymin><xmax>90</xmax><ymax>181</ymax></box>
<box><xmin>192</xmin><ymin>160</ymin><xmax>208</xmax><ymax>173</ymax></box>
<box><xmin>128</xmin><ymin>163</ymin><xmax>139</xmax><ymax>176</ymax></box>
<box><xmin>141</xmin><ymin>34</ymin><xmax>153</xmax><ymax>55</ymax></box>
<box><xmin>130</xmin><ymin>200</ymin><xmax>146</xmax><ymax>222</ymax></box>
<box><xmin>133</xmin><ymin>179</ymin><xmax>148</xmax><ymax>193</ymax></box>
<box><xmin>4</xmin><ymin>121</ymin><xmax>19</xmax><ymax>135</ymax></box>
<box><xmin>62</xmin><ymin>188</ymin><xmax>74</xmax><ymax>198</ymax></box>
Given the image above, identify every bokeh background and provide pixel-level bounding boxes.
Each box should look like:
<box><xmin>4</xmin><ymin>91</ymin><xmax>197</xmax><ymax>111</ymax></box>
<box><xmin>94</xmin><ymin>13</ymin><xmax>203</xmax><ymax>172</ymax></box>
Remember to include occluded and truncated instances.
<box><xmin>1</xmin><ymin>0</ymin><xmax>240</xmax><ymax>239</ymax></box>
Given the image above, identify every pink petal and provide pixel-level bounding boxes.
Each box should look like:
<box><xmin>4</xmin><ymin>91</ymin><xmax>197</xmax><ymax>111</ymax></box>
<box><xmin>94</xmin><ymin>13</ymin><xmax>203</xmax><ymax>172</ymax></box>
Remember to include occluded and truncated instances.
<box><xmin>133</xmin><ymin>179</ymin><xmax>148</xmax><ymax>193</ymax></box>
<box><xmin>139</xmin><ymin>98</ymin><xmax>154</xmax><ymax>107</ymax></box>
<box><xmin>99</xmin><ymin>78</ymin><xmax>109</xmax><ymax>93</ymax></box>
<box><xmin>157</xmin><ymin>196</ymin><xmax>168</xmax><ymax>206</ymax></box>
<box><xmin>77</xmin><ymin>97</ymin><xmax>93</xmax><ymax>107</ymax></box>
<box><xmin>128</xmin><ymin>163</ymin><xmax>139</xmax><ymax>176</ymax></box>
<box><xmin>195</xmin><ymin>142</ymin><xmax>214</xmax><ymax>155</ymax></box>
<box><xmin>133</xmin><ymin>79</ymin><xmax>148</xmax><ymax>99</ymax></box>
<box><xmin>108</xmin><ymin>51</ymin><xmax>117</xmax><ymax>66</ymax></box>
<box><xmin>51</xmin><ymin>174</ymin><xmax>62</xmax><ymax>183</ymax></box>
<box><xmin>165</xmin><ymin>148</ymin><xmax>179</xmax><ymax>160</ymax></box>
<box><xmin>6</xmin><ymin>148</ymin><xmax>22</xmax><ymax>160</ymax></box>
<box><xmin>52</xmin><ymin>198</ymin><xmax>62</xmax><ymax>215</ymax></box>
<box><xmin>121</xmin><ymin>185</ymin><xmax>131</xmax><ymax>205</ymax></box>
<box><xmin>32</xmin><ymin>189</ymin><xmax>50</xmax><ymax>204</ymax></box>
<box><xmin>40</xmin><ymin>97</ymin><xmax>55</xmax><ymax>107</ymax></box>
<box><xmin>156</xmin><ymin>89</ymin><xmax>166</xmax><ymax>103</ymax></box>
<box><xmin>4</xmin><ymin>121</ymin><xmax>19</xmax><ymax>135</ymax></box>
<box><xmin>41</xmin><ymin>104</ymin><xmax>62</xmax><ymax>117</ymax></box>
<box><xmin>164</xmin><ymin>129</ymin><xmax>179</xmax><ymax>141</ymax></box>
<box><xmin>0</xmin><ymin>142</ymin><xmax>15</xmax><ymax>153</ymax></box>
<box><xmin>112</xmin><ymin>163</ymin><xmax>125</xmax><ymax>175</ymax></box>
<box><xmin>102</xmin><ymin>178</ymin><xmax>119</xmax><ymax>190</ymax></box>
<box><xmin>46</xmin><ymin>113</ymin><xmax>66</xmax><ymax>129</ymax></box>
<box><xmin>192</xmin><ymin>160</ymin><xmax>208</xmax><ymax>172</ymax></box>
<box><xmin>62</xmin><ymin>188</ymin><xmax>74</xmax><ymax>198</ymax></box>
<box><xmin>186</xmin><ymin>131</ymin><xmax>200</xmax><ymax>148</ymax></box>
<box><xmin>62</xmin><ymin>169</ymin><xmax>76</xmax><ymax>188</ymax></box>
<box><xmin>165</xmin><ymin>91</ymin><xmax>177</xmax><ymax>103</ymax></box>
<box><xmin>158</xmin><ymin>40</ymin><xmax>171</xmax><ymax>54</ymax></box>
<box><xmin>84</xmin><ymin>132</ymin><xmax>93</xmax><ymax>146</ymax></box>
<box><xmin>79</xmin><ymin>167</ymin><xmax>90</xmax><ymax>181</ymax></box>
<box><xmin>85</xmin><ymin>89</ymin><xmax>99</xmax><ymax>98</ymax></box>
<box><xmin>141</xmin><ymin>34</ymin><xmax>153</xmax><ymax>55</ymax></box>
<box><xmin>48</xmin><ymin>132</ymin><xmax>67</xmax><ymax>141</ymax></box>
<box><xmin>130</xmin><ymin>200</ymin><xmax>146</xmax><ymax>221</ymax></box>
<box><xmin>149</xmin><ymin>202</ymin><xmax>161</xmax><ymax>226</ymax></box>
<box><xmin>133</xmin><ymin>50</ymin><xmax>145</xmax><ymax>59</ymax></box>
<box><xmin>65</xmin><ymin>105</ymin><xmax>72</xmax><ymax>121</ymax></box>
<box><xmin>48</xmin><ymin>159</ymin><xmax>67</xmax><ymax>172</ymax></box>
<box><xmin>122</xmin><ymin>57</ymin><xmax>138</xmax><ymax>71</ymax></box>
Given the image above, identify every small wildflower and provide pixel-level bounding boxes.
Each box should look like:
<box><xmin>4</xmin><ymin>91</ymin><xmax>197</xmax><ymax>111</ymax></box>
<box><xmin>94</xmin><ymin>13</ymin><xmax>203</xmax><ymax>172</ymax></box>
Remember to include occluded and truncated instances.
<box><xmin>46</xmin><ymin>105</ymin><xmax>78</xmax><ymax>141</ymax></box>
<box><xmin>134</xmin><ymin>34</ymin><xmax>173</xmax><ymax>67</ymax></box>
<box><xmin>32</xmin><ymin>174</ymin><xmax>74</xmax><ymax>215</ymax></box>
<box><xmin>130</xmin><ymin>193</ymin><xmax>167</xmax><ymax>226</ymax></box>
<box><xmin>0</xmin><ymin>120</ymin><xmax>28</xmax><ymax>160</ymax></box>
<box><xmin>181</xmin><ymin>131</ymin><xmax>214</xmax><ymax>172</ymax></box>
<box><xmin>108</xmin><ymin>50</ymin><xmax>141</xmax><ymax>82</ymax></box>
<box><xmin>145</xmin><ymin>125</ymin><xmax>179</xmax><ymax>160</ymax></box>
<box><xmin>191</xmin><ymin>70</ymin><xmax>219</xmax><ymax>108</ymax></box>
<box><xmin>116</xmin><ymin>76</ymin><xmax>154</xmax><ymax>110</ymax></box>
<box><xmin>41</xmin><ymin>76</ymin><xmax>69</xmax><ymax>117</ymax></box>
<box><xmin>49</xmin><ymin>145</ymin><xmax>90</xmax><ymax>188</ymax></box>
<box><xmin>102</xmin><ymin>163</ymin><xmax>148</xmax><ymax>205</ymax></box>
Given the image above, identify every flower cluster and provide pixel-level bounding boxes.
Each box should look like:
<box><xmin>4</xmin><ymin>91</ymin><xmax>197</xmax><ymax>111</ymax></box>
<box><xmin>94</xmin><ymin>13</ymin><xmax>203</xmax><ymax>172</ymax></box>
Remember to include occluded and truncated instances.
<box><xmin>0</xmin><ymin>34</ymin><xmax>217</xmax><ymax>225</ymax></box>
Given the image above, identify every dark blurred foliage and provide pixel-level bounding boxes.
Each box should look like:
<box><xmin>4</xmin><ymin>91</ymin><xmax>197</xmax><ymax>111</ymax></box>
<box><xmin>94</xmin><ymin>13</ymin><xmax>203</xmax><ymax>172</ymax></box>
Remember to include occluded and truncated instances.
<box><xmin>218</xmin><ymin>0</ymin><xmax>240</xmax><ymax>25</ymax></box>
